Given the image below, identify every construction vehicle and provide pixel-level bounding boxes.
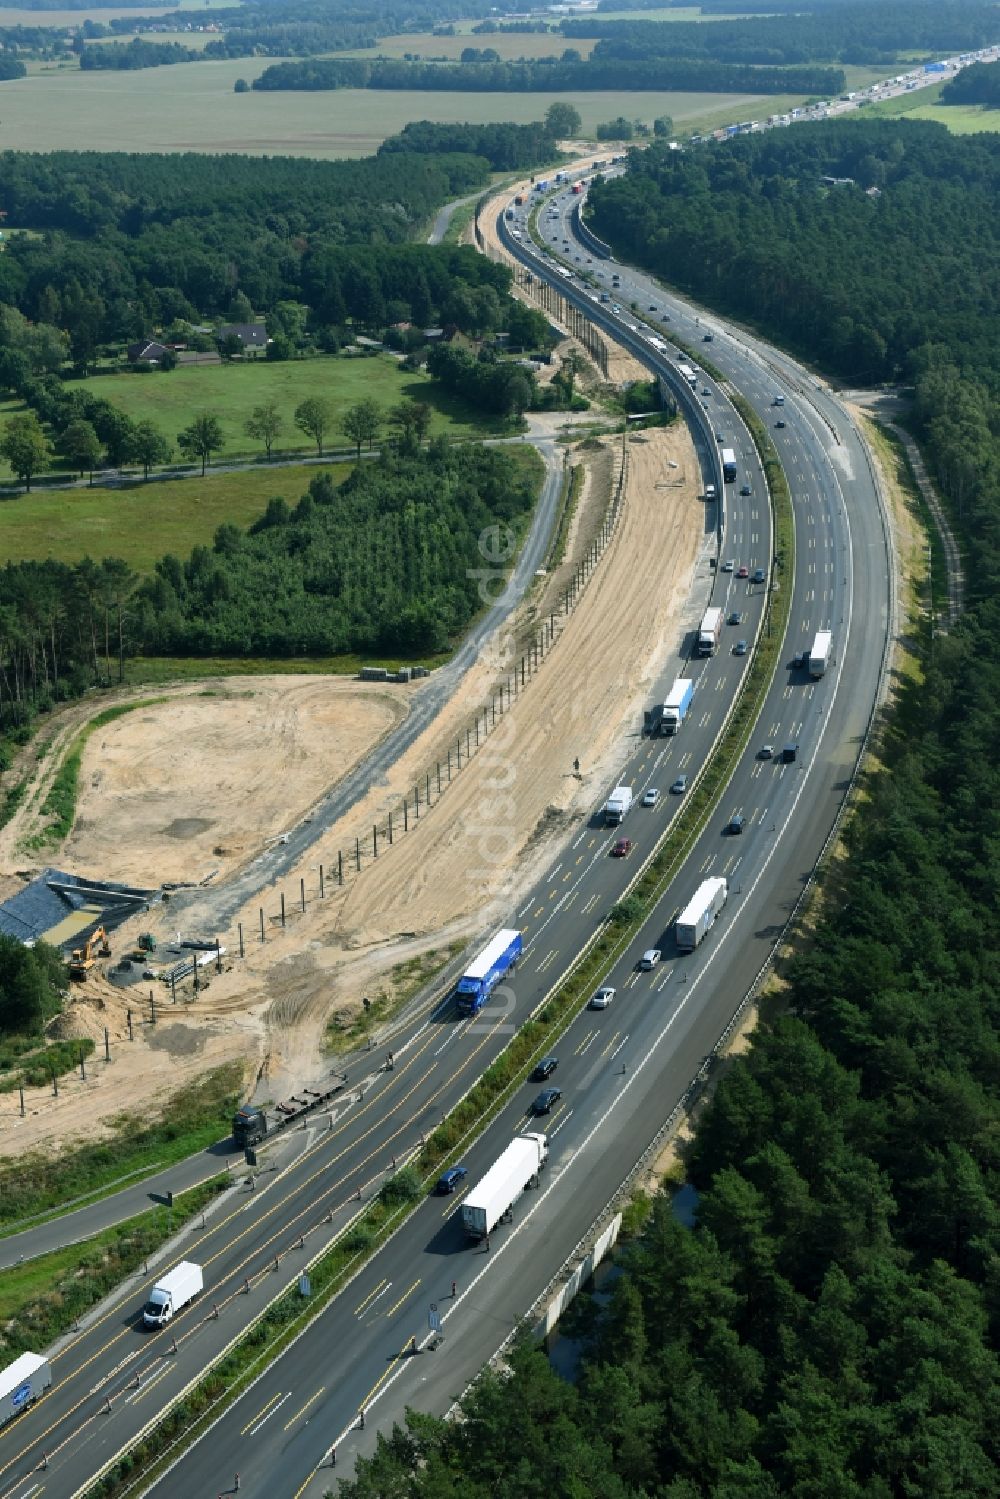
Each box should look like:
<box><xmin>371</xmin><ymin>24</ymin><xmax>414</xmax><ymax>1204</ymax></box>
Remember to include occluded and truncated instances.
<box><xmin>129</xmin><ymin>932</ymin><xmax>157</xmax><ymax>963</ymax></box>
<box><xmin>69</xmin><ymin>926</ymin><xmax>111</xmax><ymax>980</ymax></box>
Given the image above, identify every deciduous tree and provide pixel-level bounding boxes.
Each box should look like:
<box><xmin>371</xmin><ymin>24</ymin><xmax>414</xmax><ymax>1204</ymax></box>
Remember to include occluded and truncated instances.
<box><xmin>294</xmin><ymin>396</ymin><xmax>333</xmax><ymax>456</ymax></box>
<box><xmin>178</xmin><ymin>413</ymin><xmax>224</xmax><ymax>475</ymax></box>
<box><xmin>244</xmin><ymin>401</ymin><xmax>284</xmax><ymax>460</ymax></box>
<box><xmin>1</xmin><ymin>412</ymin><xmax>50</xmax><ymax>491</ymax></box>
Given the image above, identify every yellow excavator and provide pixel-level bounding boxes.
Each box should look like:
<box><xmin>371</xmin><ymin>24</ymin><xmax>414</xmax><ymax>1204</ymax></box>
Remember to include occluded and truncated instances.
<box><xmin>69</xmin><ymin>926</ymin><xmax>111</xmax><ymax>980</ymax></box>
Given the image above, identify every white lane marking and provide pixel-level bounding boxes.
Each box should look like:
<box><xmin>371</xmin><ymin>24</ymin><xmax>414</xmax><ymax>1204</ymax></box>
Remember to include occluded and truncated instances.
<box><xmin>249</xmin><ymin>1391</ymin><xmax>291</xmax><ymax>1435</ymax></box>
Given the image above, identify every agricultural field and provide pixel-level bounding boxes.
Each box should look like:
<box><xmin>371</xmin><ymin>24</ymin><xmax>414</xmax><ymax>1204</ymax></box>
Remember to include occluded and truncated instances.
<box><xmin>337</xmin><ymin>30</ymin><xmax>598</xmax><ymax>62</ymax></box>
<box><xmin>0</xmin><ymin>0</ymin><xmax>238</xmax><ymax>20</ymax></box>
<box><xmin>868</xmin><ymin>84</ymin><xmax>1000</xmax><ymax>133</ymax></box>
<box><xmin>61</xmin><ymin>353</ymin><xmax>501</xmax><ymax>464</ymax></box>
<box><xmin>0</xmin><ymin>462</ymin><xmax>343</xmax><ymax>571</ymax></box>
<box><xmin>0</xmin><ymin>56</ymin><xmax>814</xmax><ymax>156</ymax></box>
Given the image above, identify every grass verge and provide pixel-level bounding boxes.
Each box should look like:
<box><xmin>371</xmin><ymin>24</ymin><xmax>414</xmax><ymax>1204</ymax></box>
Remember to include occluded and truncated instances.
<box><xmin>0</xmin><ymin>1063</ymin><xmax>242</xmax><ymax>1233</ymax></box>
<box><xmin>0</xmin><ymin>774</ymin><xmax>28</xmax><ymax>831</ymax></box>
<box><xmin>0</xmin><ymin>1036</ymin><xmax>95</xmax><ymax>1094</ymax></box>
<box><xmin>325</xmin><ymin>941</ymin><xmax>465</xmax><ymax>1054</ymax></box>
<box><xmin>547</xmin><ymin>460</ymin><xmax>585</xmax><ymax>571</ymax></box>
<box><xmin>0</xmin><ymin>1175</ymin><xmax>229</xmax><ymax>1363</ymax></box>
<box><xmin>442</xmin><ymin>199</ymin><xmax>478</xmax><ymax>245</ymax></box>
<box><xmin>23</xmin><ymin>697</ymin><xmax>169</xmax><ymax>851</ymax></box>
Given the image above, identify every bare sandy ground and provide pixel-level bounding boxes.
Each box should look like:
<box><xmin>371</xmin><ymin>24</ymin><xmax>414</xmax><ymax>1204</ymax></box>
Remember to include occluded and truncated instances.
<box><xmin>0</xmin><ymin>419</ymin><xmax>702</xmax><ymax>1158</ymax></box>
<box><xmin>62</xmin><ymin>678</ymin><xmax>409</xmax><ymax>888</ymax></box>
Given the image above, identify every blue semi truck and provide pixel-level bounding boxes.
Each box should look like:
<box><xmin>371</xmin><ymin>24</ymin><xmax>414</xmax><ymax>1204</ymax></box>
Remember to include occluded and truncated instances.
<box><xmin>455</xmin><ymin>929</ymin><xmax>522</xmax><ymax>1016</ymax></box>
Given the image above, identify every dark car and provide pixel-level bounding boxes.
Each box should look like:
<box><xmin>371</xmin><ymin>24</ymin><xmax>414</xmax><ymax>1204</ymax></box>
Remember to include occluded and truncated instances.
<box><xmin>740</xmin><ymin>484</ymin><xmax>752</xmax><ymax>496</ymax></box>
<box><xmin>734</xmin><ymin>639</ymin><xmax>748</xmax><ymax>656</ymax></box>
<box><xmin>436</xmin><ymin>1166</ymin><xmax>468</xmax><ymax>1194</ymax></box>
<box><xmin>531</xmin><ymin>1056</ymin><xmax>559</xmax><ymax>1082</ymax></box>
<box><xmin>791</xmin><ymin>651</ymin><xmax>806</xmax><ymax>669</ymax></box>
<box><xmin>728</xmin><ymin>610</ymin><xmax>744</xmax><ymax>626</ymax></box>
<box><xmin>612</xmin><ymin>837</ymin><xmax>633</xmax><ymax>857</ymax></box>
<box><xmin>776</xmin><ymin>419</ymin><xmax>787</xmax><ymax>428</ymax></box>
<box><xmin>703</xmin><ymin>332</ymin><xmax>714</xmax><ymax>341</ymax></box>
<box><xmin>532</xmin><ymin>1087</ymin><xmax>562</xmax><ymax>1115</ymax></box>
<box><xmin>727</xmin><ymin>814</ymin><xmax>746</xmax><ymax>835</ymax></box>
<box><xmin>752</xmin><ymin>567</ymin><xmax>766</xmax><ymax>584</ymax></box>
<box><xmin>782</xmin><ymin>743</ymin><xmax>799</xmax><ymax>764</ymax></box>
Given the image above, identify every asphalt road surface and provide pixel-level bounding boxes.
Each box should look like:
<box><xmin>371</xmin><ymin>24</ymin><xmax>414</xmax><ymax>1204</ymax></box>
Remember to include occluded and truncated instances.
<box><xmin>0</xmin><ymin>188</ymin><xmax>891</xmax><ymax>1499</ymax></box>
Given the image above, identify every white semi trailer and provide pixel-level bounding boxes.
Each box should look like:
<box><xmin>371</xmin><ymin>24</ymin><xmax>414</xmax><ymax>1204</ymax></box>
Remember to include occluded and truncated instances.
<box><xmin>676</xmin><ymin>877</ymin><xmax>729</xmax><ymax>952</ymax></box>
<box><xmin>460</xmin><ymin>1132</ymin><xmax>548</xmax><ymax>1239</ymax></box>
<box><xmin>0</xmin><ymin>1353</ymin><xmax>51</xmax><ymax>1429</ymax></box>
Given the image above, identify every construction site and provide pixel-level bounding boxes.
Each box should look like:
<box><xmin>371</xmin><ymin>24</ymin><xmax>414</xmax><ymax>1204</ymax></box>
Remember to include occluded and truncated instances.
<box><xmin>0</xmin><ymin>170</ymin><xmax>706</xmax><ymax>1158</ymax></box>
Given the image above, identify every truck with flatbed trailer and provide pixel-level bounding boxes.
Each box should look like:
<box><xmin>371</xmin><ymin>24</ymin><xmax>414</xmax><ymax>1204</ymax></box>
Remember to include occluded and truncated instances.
<box><xmin>698</xmin><ymin>607</ymin><xmax>724</xmax><ymax>656</ymax></box>
<box><xmin>660</xmin><ymin>678</ymin><xmax>694</xmax><ymax>735</ymax></box>
<box><xmin>676</xmin><ymin>877</ymin><xmax>728</xmax><ymax>952</ymax></box>
<box><xmin>460</xmin><ymin>1132</ymin><xmax>548</xmax><ymax>1239</ymax></box>
<box><xmin>233</xmin><ymin>1103</ymin><xmax>267</xmax><ymax>1147</ymax></box>
<box><xmin>808</xmin><ymin>630</ymin><xmax>832</xmax><ymax>678</ymax></box>
<box><xmin>604</xmin><ymin>785</ymin><xmax>634</xmax><ymax>825</ymax></box>
<box><xmin>0</xmin><ymin>1353</ymin><xmax>51</xmax><ymax>1429</ymax></box>
<box><xmin>455</xmin><ymin>929</ymin><xmax>522</xmax><ymax>1016</ymax></box>
<box><xmin>142</xmin><ymin>1261</ymin><xmax>203</xmax><ymax>1328</ymax></box>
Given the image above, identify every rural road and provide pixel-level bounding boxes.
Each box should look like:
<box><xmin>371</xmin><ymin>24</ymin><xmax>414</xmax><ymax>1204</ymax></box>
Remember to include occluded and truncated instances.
<box><xmin>426</xmin><ymin>189</ymin><xmax>481</xmax><ymax>245</ymax></box>
<box><xmin>169</xmin><ymin>427</ymin><xmax>568</xmax><ymax>934</ymax></box>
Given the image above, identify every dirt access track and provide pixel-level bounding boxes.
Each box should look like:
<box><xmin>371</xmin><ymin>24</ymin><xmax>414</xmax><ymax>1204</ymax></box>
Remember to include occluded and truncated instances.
<box><xmin>1</xmin><ymin>340</ymin><xmax>703</xmax><ymax>1160</ymax></box>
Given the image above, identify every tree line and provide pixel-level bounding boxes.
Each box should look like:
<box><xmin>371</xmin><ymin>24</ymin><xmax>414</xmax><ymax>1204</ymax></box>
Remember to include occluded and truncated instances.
<box><xmin>378</xmin><ymin>112</ymin><xmax>570</xmax><ymax>173</ymax></box>
<box><xmin>941</xmin><ymin>59</ymin><xmax>1000</xmax><ymax>107</ymax></box>
<box><xmin>565</xmin><ymin>0</ymin><xmax>999</xmax><ymax>67</ymax></box>
<box><xmin>79</xmin><ymin>38</ymin><xmax>204</xmax><ymax>70</ymax></box>
<box><xmin>251</xmin><ymin>54</ymin><xmax>845</xmax><ymax>96</ymax></box>
<box><xmin>0</xmin><ymin>444</ymin><xmax>540</xmax><ymax>737</ymax></box>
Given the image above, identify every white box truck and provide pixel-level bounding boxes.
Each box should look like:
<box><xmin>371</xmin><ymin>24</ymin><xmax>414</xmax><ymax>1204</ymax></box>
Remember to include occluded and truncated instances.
<box><xmin>698</xmin><ymin>607</ymin><xmax>724</xmax><ymax>656</ymax></box>
<box><xmin>461</xmin><ymin>1132</ymin><xmax>548</xmax><ymax>1239</ymax></box>
<box><xmin>660</xmin><ymin>678</ymin><xmax>694</xmax><ymax>735</ymax></box>
<box><xmin>808</xmin><ymin>630</ymin><xmax>832</xmax><ymax>678</ymax></box>
<box><xmin>676</xmin><ymin>877</ymin><xmax>728</xmax><ymax>952</ymax></box>
<box><xmin>0</xmin><ymin>1353</ymin><xmax>51</xmax><ymax>1428</ymax></box>
<box><xmin>604</xmin><ymin>785</ymin><xmax>634</xmax><ymax>825</ymax></box>
<box><xmin>142</xmin><ymin>1261</ymin><xmax>204</xmax><ymax>1327</ymax></box>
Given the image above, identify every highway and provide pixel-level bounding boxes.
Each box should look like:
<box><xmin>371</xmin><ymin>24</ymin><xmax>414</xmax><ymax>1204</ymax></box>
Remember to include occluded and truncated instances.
<box><xmin>0</xmin><ymin>180</ymin><xmax>891</xmax><ymax>1499</ymax></box>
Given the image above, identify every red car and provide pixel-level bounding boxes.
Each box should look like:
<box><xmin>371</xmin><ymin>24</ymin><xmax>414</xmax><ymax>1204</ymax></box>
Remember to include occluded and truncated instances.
<box><xmin>612</xmin><ymin>838</ymin><xmax>633</xmax><ymax>857</ymax></box>
<box><xmin>737</xmin><ymin>564</ymin><xmax>750</xmax><ymax>578</ymax></box>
